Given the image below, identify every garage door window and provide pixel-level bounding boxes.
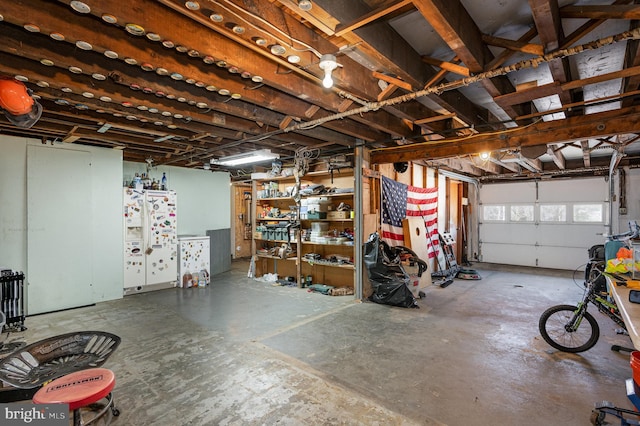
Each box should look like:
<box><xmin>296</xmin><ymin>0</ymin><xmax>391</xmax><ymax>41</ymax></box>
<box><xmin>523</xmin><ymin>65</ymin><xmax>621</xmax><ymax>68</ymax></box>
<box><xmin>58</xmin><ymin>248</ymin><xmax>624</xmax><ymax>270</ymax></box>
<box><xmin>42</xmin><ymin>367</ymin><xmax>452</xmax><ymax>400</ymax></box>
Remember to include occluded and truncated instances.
<box><xmin>540</xmin><ymin>204</ymin><xmax>566</xmax><ymax>222</ymax></box>
<box><xmin>510</xmin><ymin>205</ymin><xmax>534</xmax><ymax>222</ymax></box>
<box><xmin>573</xmin><ymin>203</ymin><xmax>603</xmax><ymax>223</ymax></box>
<box><xmin>483</xmin><ymin>205</ymin><xmax>505</xmax><ymax>221</ymax></box>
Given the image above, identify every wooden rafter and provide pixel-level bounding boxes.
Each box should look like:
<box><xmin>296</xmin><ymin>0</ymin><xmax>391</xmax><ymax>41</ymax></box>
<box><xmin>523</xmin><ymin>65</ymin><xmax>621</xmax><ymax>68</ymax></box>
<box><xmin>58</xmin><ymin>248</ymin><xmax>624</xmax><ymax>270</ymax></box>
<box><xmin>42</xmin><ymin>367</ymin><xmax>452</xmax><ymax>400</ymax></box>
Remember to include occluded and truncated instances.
<box><xmin>334</xmin><ymin>0</ymin><xmax>414</xmax><ymax>37</ymax></box>
<box><xmin>421</xmin><ymin>56</ymin><xmax>471</xmax><ymax>77</ymax></box>
<box><xmin>370</xmin><ymin>106</ymin><xmax>640</xmax><ymax>164</ymax></box>
<box><xmin>481</xmin><ymin>34</ymin><xmax>543</xmax><ymax>56</ymax></box>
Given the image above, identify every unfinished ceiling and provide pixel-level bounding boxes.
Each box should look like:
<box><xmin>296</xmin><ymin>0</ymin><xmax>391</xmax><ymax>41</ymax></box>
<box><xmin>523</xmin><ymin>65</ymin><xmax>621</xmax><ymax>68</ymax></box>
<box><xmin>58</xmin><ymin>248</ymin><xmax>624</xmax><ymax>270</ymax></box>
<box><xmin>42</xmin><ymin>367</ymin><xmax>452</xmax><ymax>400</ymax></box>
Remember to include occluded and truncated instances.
<box><xmin>2</xmin><ymin>0</ymin><xmax>640</xmax><ymax>181</ymax></box>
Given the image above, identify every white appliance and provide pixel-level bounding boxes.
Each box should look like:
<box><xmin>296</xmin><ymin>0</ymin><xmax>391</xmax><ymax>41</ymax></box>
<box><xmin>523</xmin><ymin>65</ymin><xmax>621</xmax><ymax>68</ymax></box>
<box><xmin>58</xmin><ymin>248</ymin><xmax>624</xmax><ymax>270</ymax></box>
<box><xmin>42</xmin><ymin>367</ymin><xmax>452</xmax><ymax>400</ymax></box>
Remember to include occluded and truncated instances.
<box><xmin>123</xmin><ymin>188</ymin><xmax>178</xmax><ymax>294</ymax></box>
<box><xmin>177</xmin><ymin>235</ymin><xmax>211</xmax><ymax>287</ymax></box>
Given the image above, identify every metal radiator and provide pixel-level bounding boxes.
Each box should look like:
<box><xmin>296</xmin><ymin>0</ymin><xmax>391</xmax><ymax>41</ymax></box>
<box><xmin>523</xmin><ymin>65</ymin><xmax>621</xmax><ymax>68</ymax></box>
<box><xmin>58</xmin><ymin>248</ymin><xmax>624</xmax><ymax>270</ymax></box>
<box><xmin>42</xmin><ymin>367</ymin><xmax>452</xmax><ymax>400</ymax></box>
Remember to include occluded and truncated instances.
<box><xmin>0</xmin><ymin>271</ymin><xmax>26</xmax><ymax>330</ymax></box>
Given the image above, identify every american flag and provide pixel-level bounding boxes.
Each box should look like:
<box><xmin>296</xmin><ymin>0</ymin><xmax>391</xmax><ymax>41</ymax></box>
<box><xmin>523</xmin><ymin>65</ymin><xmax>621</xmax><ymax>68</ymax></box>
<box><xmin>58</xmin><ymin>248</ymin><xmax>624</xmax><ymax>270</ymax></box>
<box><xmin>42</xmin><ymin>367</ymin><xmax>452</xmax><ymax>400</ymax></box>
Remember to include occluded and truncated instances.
<box><xmin>381</xmin><ymin>176</ymin><xmax>439</xmax><ymax>259</ymax></box>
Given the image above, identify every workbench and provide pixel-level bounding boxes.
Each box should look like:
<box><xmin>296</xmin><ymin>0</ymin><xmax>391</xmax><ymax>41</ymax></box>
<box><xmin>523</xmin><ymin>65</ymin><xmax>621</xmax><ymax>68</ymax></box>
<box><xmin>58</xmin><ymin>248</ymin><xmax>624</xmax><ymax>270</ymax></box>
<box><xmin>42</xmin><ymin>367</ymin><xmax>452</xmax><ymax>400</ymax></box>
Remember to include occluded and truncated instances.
<box><xmin>608</xmin><ymin>275</ymin><xmax>640</xmax><ymax>350</ymax></box>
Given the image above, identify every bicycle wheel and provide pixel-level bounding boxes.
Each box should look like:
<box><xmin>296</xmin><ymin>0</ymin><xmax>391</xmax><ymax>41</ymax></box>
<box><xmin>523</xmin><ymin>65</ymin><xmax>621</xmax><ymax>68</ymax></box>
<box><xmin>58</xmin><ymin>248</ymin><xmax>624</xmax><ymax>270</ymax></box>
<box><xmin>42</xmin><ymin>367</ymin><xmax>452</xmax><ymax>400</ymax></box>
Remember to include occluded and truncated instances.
<box><xmin>538</xmin><ymin>304</ymin><xmax>600</xmax><ymax>353</ymax></box>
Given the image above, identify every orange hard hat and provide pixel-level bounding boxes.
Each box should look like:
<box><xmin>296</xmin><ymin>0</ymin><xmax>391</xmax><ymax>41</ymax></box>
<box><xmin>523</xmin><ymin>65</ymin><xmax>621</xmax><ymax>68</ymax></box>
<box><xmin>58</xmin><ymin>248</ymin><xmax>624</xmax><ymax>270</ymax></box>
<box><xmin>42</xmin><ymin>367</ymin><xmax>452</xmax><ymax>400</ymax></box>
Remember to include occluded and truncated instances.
<box><xmin>0</xmin><ymin>77</ymin><xmax>34</xmax><ymax>115</ymax></box>
<box><xmin>0</xmin><ymin>76</ymin><xmax>42</xmax><ymax>128</ymax></box>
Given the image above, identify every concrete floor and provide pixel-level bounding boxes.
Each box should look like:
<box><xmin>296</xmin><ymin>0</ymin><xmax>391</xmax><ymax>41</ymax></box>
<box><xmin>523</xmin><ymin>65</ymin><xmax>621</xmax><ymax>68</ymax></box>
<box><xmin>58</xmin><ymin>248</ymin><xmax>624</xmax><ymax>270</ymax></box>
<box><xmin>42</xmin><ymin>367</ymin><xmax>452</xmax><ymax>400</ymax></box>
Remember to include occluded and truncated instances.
<box><xmin>8</xmin><ymin>261</ymin><xmax>639</xmax><ymax>425</ymax></box>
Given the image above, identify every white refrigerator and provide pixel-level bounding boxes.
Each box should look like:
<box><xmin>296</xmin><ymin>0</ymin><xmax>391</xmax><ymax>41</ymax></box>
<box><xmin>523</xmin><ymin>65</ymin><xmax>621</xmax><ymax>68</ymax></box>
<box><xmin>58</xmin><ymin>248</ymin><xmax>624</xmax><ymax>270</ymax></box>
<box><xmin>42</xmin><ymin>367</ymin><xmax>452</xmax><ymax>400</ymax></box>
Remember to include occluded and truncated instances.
<box><xmin>123</xmin><ymin>188</ymin><xmax>178</xmax><ymax>294</ymax></box>
<box><xmin>177</xmin><ymin>236</ymin><xmax>211</xmax><ymax>287</ymax></box>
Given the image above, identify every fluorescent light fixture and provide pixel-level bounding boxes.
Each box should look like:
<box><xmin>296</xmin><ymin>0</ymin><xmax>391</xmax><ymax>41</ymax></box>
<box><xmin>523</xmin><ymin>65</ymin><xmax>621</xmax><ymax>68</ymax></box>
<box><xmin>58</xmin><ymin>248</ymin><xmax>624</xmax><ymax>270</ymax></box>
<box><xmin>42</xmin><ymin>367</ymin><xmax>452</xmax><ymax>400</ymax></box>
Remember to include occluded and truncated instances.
<box><xmin>319</xmin><ymin>54</ymin><xmax>337</xmax><ymax>88</ymax></box>
<box><xmin>211</xmin><ymin>149</ymin><xmax>279</xmax><ymax>166</ymax></box>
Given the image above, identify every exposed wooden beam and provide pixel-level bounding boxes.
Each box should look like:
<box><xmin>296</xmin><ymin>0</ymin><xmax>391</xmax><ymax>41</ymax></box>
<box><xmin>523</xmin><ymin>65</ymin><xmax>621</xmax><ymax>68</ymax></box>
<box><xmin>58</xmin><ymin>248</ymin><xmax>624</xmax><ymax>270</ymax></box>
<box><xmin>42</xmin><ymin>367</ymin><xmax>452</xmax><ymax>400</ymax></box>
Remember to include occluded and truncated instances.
<box><xmin>62</xmin><ymin>126</ymin><xmax>80</xmax><ymax>143</ymax></box>
<box><xmin>481</xmin><ymin>34</ymin><xmax>544</xmax><ymax>56</ymax></box>
<box><xmin>529</xmin><ymin>0</ymin><xmax>573</xmax><ymax>108</ymax></box>
<box><xmin>413</xmin><ymin>0</ymin><xmax>522</xmax><ymax>118</ymax></box>
<box><xmin>486</xmin><ymin>27</ymin><xmax>538</xmax><ymax>71</ymax></box>
<box><xmin>312</xmin><ymin>0</ymin><xmax>489</xmax><ymax>127</ymax></box>
<box><xmin>581</xmin><ymin>140</ymin><xmax>592</xmax><ymax>168</ymax></box>
<box><xmin>561</xmin><ymin>65</ymin><xmax>640</xmax><ymax>91</ymax></box>
<box><xmin>414</xmin><ymin>113</ymin><xmax>457</xmax><ymax>125</ymax></box>
<box><xmin>488</xmin><ymin>156</ymin><xmax>520</xmax><ymax>173</ymax></box>
<box><xmin>377</xmin><ymin>83</ymin><xmax>399</xmax><ymax>101</ymax></box>
<box><xmin>495</xmin><ymin>66</ymin><xmax>640</xmax><ymax>107</ymax></box>
<box><xmin>421</xmin><ymin>56</ymin><xmax>471</xmax><ymax>77</ymax></box>
<box><xmin>560</xmin><ymin>0</ymin><xmax>634</xmax><ymax>50</ymax></box>
<box><xmin>334</xmin><ymin>0</ymin><xmax>413</xmax><ymax>37</ymax></box>
<box><xmin>370</xmin><ymin>105</ymin><xmax>640</xmax><ymax>164</ymax></box>
<box><xmin>560</xmin><ymin>5</ymin><xmax>640</xmax><ymax>19</ymax></box>
<box><xmin>547</xmin><ymin>144</ymin><xmax>566</xmax><ymax>169</ymax></box>
<box><xmin>372</xmin><ymin>71</ymin><xmax>413</xmax><ymax>91</ymax></box>
<box><xmin>494</xmin><ymin>82</ymin><xmax>563</xmax><ymax>107</ymax></box>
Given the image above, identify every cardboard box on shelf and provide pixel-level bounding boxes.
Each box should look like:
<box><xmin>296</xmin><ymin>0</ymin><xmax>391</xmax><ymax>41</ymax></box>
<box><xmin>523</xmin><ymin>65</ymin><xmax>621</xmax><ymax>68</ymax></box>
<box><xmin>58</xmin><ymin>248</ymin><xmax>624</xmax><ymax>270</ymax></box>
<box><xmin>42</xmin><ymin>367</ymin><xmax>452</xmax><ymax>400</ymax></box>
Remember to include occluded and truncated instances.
<box><xmin>327</xmin><ymin>211</ymin><xmax>350</xmax><ymax>219</ymax></box>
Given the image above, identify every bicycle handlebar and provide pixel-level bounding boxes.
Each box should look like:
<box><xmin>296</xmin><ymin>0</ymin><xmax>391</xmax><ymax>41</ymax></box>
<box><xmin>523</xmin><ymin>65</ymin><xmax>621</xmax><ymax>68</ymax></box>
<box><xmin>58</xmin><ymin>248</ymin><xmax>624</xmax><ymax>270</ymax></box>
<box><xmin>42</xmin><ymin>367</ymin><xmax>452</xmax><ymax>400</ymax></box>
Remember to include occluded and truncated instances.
<box><xmin>608</xmin><ymin>220</ymin><xmax>640</xmax><ymax>241</ymax></box>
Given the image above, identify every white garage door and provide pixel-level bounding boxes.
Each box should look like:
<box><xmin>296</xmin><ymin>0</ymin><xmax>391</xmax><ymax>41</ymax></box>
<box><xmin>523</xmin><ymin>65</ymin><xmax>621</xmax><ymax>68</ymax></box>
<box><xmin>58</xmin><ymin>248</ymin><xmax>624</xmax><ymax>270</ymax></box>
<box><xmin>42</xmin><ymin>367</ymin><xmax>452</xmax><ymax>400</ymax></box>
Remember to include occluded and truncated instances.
<box><xmin>479</xmin><ymin>177</ymin><xmax>609</xmax><ymax>270</ymax></box>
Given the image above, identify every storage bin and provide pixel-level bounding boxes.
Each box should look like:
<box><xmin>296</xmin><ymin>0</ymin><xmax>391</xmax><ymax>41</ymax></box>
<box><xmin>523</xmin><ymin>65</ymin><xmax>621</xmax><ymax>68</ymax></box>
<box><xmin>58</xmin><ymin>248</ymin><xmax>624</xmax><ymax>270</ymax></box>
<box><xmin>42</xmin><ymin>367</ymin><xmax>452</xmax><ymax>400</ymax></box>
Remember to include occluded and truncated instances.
<box><xmin>311</xmin><ymin>222</ymin><xmax>330</xmax><ymax>232</ymax></box>
<box><xmin>308</xmin><ymin>212</ymin><xmax>327</xmax><ymax>219</ymax></box>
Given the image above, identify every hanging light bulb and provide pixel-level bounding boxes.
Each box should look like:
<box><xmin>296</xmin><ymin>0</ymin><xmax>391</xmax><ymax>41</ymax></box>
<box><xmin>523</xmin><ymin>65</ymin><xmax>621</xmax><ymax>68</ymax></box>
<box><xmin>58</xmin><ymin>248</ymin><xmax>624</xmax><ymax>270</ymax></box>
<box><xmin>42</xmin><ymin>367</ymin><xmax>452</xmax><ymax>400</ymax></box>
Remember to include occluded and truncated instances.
<box><xmin>319</xmin><ymin>54</ymin><xmax>337</xmax><ymax>88</ymax></box>
<box><xmin>298</xmin><ymin>0</ymin><xmax>312</xmax><ymax>11</ymax></box>
<box><xmin>479</xmin><ymin>152</ymin><xmax>490</xmax><ymax>160</ymax></box>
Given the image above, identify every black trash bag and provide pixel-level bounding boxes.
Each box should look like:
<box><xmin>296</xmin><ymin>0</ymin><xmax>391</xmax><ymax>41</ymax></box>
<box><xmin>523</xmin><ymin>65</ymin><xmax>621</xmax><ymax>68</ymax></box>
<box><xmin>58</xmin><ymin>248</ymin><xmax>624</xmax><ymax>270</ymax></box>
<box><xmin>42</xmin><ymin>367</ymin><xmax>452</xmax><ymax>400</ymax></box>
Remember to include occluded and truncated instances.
<box><xmin>363</xmin><ymin>233</ymin><xmax>420</xmax><ymax>308</ymax></box>
<box><xmin>364</xmin><ymin>233</ymin><xmax>407</xmax><ymax>283</ymax></box>
<box><xmin>369</xmin><ymin>280</ymin><xmax>419</xmax><ymax>308</ymax></box>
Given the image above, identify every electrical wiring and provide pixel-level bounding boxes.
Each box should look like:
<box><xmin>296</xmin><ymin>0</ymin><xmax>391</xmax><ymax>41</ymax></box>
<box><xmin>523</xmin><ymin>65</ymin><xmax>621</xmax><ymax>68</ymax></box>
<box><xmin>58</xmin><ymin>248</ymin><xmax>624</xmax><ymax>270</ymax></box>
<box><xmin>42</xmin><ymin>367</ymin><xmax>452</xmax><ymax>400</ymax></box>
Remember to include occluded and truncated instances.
<box><xmin>217</xmin><ymin>0</ymin><xmax>322</xmax><ymax>58</ymax></box>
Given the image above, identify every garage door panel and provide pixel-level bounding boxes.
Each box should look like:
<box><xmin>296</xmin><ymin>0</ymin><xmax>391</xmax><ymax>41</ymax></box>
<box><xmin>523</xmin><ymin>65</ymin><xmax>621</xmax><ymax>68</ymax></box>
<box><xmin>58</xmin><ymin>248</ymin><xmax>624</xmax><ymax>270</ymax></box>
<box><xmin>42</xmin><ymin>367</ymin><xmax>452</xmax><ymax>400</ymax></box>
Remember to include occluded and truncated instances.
<box><xmin>537</xmin><ymin>224</ymin><xmax>607</xmax><ymax>248</ymax></box>
<box><xmin>536</xmin><ymin>246</ymin><xmax>587</xmax><ymax>270</ymax></box>
<box><xmin>481</xmin><ymin>243</ymin><xmax>538</xmax><ymax>266</ymax></box>
<box><xmin>538</xmin><ymin>178</ymin><xmax>607</xmax><ymax>202</ymax></box>
<box><xmin>480</xmin><ymin>223</ymin><xmax>537</xmax><ymax>244</ymax></box>
<box><xmin>480</xmin><ymin>182</ymin><xmax>536</xmax><ymax>203</ymax></box>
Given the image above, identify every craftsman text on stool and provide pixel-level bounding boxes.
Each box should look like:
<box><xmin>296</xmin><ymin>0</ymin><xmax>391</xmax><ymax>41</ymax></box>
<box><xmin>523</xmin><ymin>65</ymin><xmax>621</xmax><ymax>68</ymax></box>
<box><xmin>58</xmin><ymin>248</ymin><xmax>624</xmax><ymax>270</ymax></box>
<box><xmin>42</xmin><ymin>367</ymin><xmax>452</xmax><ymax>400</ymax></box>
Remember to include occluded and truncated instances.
<box><xmin>46</xmin><ymin>373</ymin><xmax>104</xmax><ymax>393</ymax></box>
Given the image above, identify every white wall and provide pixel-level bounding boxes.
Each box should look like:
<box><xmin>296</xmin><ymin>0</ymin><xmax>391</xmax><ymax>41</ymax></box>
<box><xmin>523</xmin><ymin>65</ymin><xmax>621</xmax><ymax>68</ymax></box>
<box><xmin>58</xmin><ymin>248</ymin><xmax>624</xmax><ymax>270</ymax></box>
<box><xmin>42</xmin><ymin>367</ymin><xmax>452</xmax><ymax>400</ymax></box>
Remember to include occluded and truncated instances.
<box><xmin>614</xmin><ymin>167</ymin><xmax>640</xmax><ymax>234</ymax></box>
<box><xmin>123</xmin><ymin>162</ymin><xmax>230</xmax><ymax>235</ymax></box>
<box><xmin>0</xmin><ymin>135</ymin><xmax>123</xmax><ymax>305</ymax></box>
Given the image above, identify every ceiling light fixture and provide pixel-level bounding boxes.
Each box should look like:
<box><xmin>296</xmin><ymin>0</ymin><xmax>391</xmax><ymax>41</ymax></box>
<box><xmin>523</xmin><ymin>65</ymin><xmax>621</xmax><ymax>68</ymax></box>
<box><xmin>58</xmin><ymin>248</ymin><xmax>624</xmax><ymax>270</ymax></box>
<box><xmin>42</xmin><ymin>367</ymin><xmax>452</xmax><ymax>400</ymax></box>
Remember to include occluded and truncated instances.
<box><xmin>479</xmin><ymin>152</ymin><xmax>490</xmax><ymax>160</ymax></box>
<box><xmin>211</xmin><ymin>149</ymin><xmax>280</xmax><ymax>167</ymax></box>
<box><xmin>319</xmin><ymin>54</ymin><xmax>338</xmax><ymax>88</ymax></box>
<box><xmin>298</xmin><ymin>0</ymin><xmax>312</xmax><ymax>11</ymax></box>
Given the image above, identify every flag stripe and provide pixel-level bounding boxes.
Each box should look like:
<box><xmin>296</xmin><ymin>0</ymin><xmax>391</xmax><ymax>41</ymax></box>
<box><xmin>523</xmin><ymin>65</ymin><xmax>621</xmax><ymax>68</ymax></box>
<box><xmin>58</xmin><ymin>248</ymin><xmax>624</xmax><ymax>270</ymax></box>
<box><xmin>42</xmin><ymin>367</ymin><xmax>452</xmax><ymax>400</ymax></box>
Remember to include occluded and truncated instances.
<box><xmin>381</xmin><ymin>176</ymin><xmax>439</xmax><ymax>258</ymax></box>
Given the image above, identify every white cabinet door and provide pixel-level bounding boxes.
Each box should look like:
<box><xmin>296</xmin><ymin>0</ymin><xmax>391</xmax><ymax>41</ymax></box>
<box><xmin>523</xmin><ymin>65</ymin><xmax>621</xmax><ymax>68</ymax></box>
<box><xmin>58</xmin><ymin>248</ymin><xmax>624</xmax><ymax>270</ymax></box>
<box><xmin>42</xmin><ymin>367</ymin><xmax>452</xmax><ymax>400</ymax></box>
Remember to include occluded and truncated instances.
<box><xmin>27</xmin><ymin>146</ymin><xmax>93</xmax><ymax>314</ymax></box>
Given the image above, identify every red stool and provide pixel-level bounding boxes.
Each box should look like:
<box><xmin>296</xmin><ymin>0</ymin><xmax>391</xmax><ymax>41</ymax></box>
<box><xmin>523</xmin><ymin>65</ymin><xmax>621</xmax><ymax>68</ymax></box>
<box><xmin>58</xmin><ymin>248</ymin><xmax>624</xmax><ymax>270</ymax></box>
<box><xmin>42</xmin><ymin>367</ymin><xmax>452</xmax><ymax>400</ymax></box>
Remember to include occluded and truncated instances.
<box><xmin>33</xmin><ymin>368</ymin><xmax>119</xmax><ymax>426</ymax></box>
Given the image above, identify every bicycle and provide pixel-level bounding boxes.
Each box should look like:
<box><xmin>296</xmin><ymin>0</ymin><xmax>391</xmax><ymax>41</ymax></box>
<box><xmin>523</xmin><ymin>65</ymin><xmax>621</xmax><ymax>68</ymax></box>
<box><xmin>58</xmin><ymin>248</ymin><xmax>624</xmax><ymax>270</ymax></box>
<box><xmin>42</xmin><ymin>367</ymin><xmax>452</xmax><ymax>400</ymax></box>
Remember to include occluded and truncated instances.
<box><xmin>538</xmin><ymin>221</ymin><xmax>640</xmax><ymax>353</ymax></box>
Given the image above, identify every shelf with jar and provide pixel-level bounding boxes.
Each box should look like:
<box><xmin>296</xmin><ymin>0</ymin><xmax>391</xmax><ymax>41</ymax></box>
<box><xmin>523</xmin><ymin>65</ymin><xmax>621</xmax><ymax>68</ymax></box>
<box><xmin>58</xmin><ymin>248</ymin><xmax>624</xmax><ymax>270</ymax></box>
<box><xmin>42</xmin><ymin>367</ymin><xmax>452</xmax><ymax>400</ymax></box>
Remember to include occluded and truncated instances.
<box><xmin>252</xmin><ymin>169</ymin><xmax>355</xmax><ymax>289</ymax></box>
<box><xmin>252</xmin><ymin>176</ymin><xmax>301</xmax><ymax>282</ymax></box>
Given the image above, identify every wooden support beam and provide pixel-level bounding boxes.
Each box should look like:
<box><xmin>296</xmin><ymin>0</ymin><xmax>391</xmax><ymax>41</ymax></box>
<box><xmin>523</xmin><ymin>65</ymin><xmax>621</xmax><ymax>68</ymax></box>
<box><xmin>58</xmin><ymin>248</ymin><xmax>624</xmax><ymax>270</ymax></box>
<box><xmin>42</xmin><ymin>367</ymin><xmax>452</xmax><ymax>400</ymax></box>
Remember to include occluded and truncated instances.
<box><xmin>372</xmin><ymin>71</ymin><xmax>413</xmax><ymax>91</ymax></box>
<box><xmin>62</xmin><ymin>126</ymin><xmax>80</xmax><ymax>143</ymax></box>
<box><xmin>304</xmin><ymin>105</ymin><xmax>320</xmax><ymax>118</ymax></box>
<box><xmin>481</xmin><ymin>34</ymin><xmax>544</xmax><ymax>56</ymax></box>
<box><xmin>486</xmin><ymin>27</ymin><xmax>537</xmax><ymax>71</ymax></box>
<box><xmin>334</xmin><ymin>0</ymin><xmax>413</xmax><ymax>37</ymax></box>
<box><xmin>547</xmin><ymin>144</ymin><xmax>566</xmax><ymax>169</ymax></box>
<box><xmin>338</xmin><ymin>99</ymin><xmax>354</xmax><ymax>113</ymax></box>
<box><xmin>560</xmin><ymin>5</ymin><xmax>640</xmax><ymax>19</ymax></box>
<box><xmin>414</xmin><ymin>113</ymin><xmax>457</xmax><ymax>125</ymax></box>
<box><xmin>280</xmin><ymin>116</ymin><xmax>294</xmax><ymax>130</ymax></box>
<box><xmin>370</xmin><ymin>105</ymin><xmax>640</xmax><ymax>164</ymax></box>
<box><xmin>581</xmin><ymin>140</ymin><xmax>592</xmax><ymax>168</ymax></box>
<box><xmin>421</xmin><ymin>56</ymin><xmax>471</xmax><ymax>77</ymax></box>
<box><xmin>377</xmin><ymin>83</ymin><xmax>399</xmax><ymax>101</ymax></box>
